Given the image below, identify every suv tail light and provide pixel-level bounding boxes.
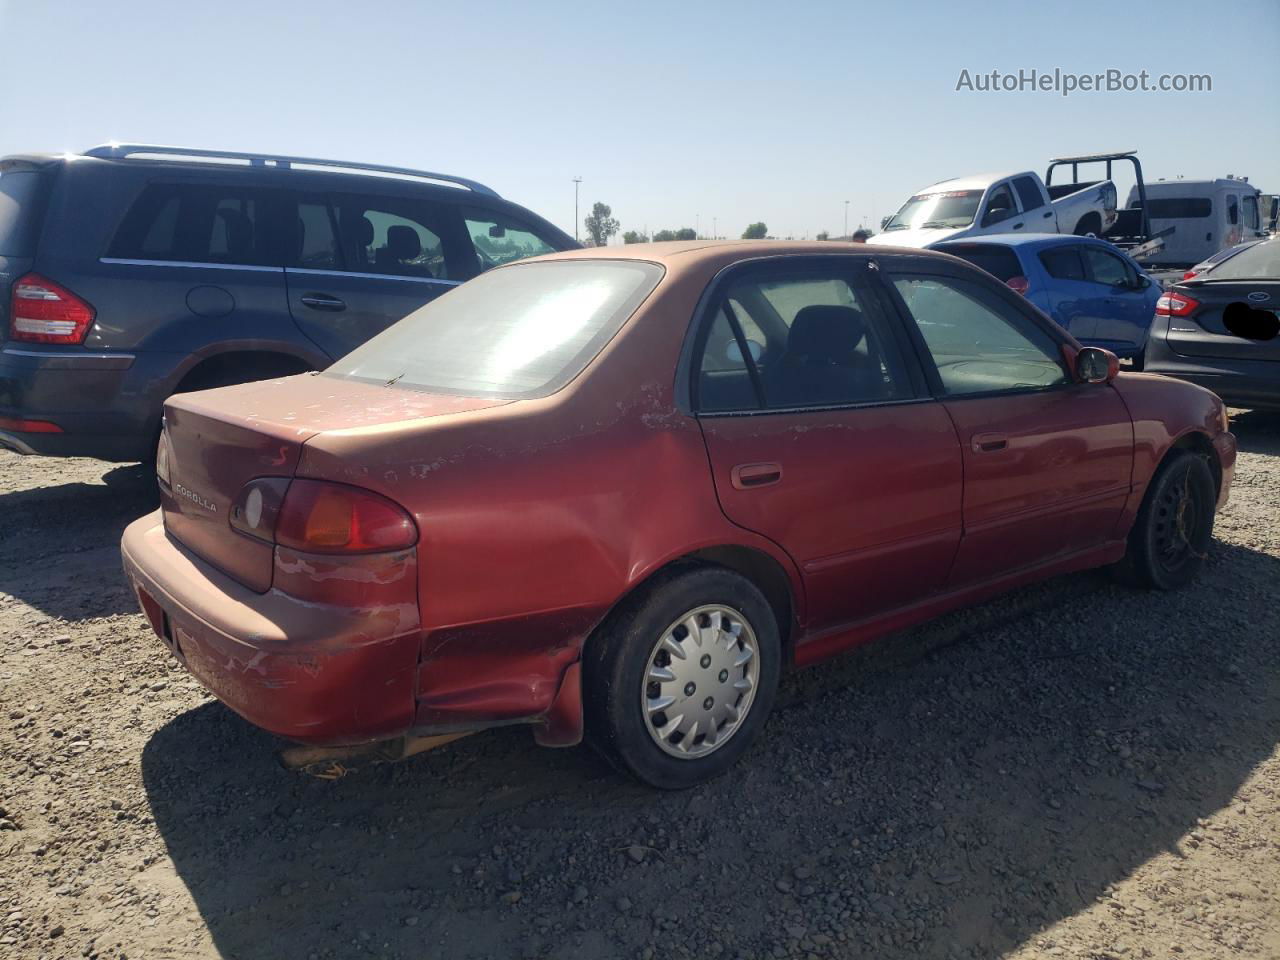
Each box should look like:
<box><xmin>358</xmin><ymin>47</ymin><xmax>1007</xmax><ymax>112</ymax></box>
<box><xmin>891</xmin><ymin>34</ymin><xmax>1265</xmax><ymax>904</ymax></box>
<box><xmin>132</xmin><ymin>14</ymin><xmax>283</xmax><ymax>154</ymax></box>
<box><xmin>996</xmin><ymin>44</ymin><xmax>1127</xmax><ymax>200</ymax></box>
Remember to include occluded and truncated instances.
<box><xmin>1182</xmin><ymin>269</ymin><xmax>1199</xmax><ymax>280</ymax></box>
<box><xmin>231</xmin><ymin>478</ymin><xmax>416</xmax><ymax>554</ymax></box>
<box><xmin>9</xmin><ymin>273</ymin><xmax>96</xmax><ymax>344</ymax></box>
<box><xmin>1156</xmin><ymin>291</ymin><xmax>1200</xmax><ymax>317</ymax></box>
<box><xmin>1005</xmin><ymin>275</ymin><xmax>1030</xmax><ymax>296</ymax></box>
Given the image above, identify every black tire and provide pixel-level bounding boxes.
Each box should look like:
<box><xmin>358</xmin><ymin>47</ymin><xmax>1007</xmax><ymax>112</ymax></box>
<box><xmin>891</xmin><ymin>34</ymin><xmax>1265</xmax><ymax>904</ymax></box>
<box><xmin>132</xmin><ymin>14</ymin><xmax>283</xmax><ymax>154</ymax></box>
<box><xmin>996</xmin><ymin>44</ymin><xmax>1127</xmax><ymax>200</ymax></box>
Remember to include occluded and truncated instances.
<box><xmin>583</xmin><ymin>566</ymin><xmax>781</xmax><ymax>789</ymax></box>
<box><xmin>1073</xmin><ymin>214</ymin><xmax>1101</xmax><ymax>237</ymax></box>
<box><xmin>1112</xmin><ymin>450</ymin><xmax>1216</xmax><ymax>589</ymax></box>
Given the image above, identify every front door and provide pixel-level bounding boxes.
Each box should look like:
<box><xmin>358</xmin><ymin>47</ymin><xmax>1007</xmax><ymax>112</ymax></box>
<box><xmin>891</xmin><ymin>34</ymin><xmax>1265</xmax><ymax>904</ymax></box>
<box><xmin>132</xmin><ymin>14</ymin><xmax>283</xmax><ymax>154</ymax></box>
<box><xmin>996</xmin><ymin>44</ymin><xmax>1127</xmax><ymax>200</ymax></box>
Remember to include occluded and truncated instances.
<box><xmin>692</xmin><ymin>259</ymin><xmax>963</xmax><ymax>636</ymax></box>
<box><xmin>1080</xmin><ymin>244</ymin><xmax>1153</xmax><ymax>354</ymax></box>
<box><xmin>886</xmin><ymin>269</ymin><xmax>1133</xmax><ymax>587</ymax></box>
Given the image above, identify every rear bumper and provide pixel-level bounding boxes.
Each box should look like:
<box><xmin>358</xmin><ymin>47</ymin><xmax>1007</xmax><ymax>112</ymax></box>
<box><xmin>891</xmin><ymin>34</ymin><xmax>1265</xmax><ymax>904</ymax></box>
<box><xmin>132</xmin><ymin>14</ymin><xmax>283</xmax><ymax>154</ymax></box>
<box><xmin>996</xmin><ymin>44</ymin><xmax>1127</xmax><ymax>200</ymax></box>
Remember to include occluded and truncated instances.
<box><xmin>1144</xmin><ymin>344</ymin><xmax>1280</xmax><ymax>410</ymax></box>
<box><xmin>121</xmin><ymin>511</ymin><xmax>420</xmax><ymax>745</ymax></box>
<box><xmin>0</xmin><ymin>346</ymin><xmax>181</xmax><ymax>460</ymax></box>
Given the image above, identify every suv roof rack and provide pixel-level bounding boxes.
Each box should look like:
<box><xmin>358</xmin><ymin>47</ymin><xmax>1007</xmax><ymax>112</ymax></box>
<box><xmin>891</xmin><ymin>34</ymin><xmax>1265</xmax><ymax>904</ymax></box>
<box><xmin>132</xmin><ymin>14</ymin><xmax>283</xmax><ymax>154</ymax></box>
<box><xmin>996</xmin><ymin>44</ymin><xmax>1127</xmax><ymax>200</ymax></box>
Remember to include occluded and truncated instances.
<box><xmin>81</xmin><ymin>143</ymin><xmax>500</xmax><ymax>198</ymax></box>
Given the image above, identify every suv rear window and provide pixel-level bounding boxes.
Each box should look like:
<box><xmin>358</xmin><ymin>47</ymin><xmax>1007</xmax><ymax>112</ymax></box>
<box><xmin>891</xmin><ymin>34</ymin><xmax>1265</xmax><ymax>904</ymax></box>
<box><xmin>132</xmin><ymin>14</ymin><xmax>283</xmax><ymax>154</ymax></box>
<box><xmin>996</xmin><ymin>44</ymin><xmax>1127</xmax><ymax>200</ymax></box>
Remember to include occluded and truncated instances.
<box><xmin>0</xmin><ymin>169</ymin><xmax>49</xmax><ymax>257</ymax></box>
<box><xmin>108</xmin><ymin>183</ymin><xmax>274</xmax><ymax>265</ymax></box>
<box><xmin>938</xmin><ymin>244</ymin><xmax>1023</xmax><ymax>283</ymax></box>
<box><xmin>329</xmin><ymin>259</ymin><xmax>663</xmax><ymax>398</ymax></box>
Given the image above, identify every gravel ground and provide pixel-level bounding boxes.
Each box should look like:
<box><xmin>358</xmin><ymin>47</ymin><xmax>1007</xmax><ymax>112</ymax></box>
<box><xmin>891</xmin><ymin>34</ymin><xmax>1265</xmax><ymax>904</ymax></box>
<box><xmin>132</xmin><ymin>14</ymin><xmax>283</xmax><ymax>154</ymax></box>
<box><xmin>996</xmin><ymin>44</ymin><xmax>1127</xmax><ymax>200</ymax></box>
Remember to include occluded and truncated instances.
<box><xmin>1</xmin><ymin>411</ymin><xmax>1277</xmax><ymax>960</ymax></box>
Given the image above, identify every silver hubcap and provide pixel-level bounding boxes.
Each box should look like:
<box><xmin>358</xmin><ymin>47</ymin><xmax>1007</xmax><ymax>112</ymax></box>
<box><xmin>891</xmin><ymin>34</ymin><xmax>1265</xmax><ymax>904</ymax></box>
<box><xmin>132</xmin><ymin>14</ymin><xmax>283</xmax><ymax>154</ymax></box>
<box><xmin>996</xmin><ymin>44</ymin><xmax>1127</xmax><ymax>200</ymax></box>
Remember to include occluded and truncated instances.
<box><xmin>642</xmin><ymin>604</ymin><xmax>760</xmax><ymax>759</ymax></box>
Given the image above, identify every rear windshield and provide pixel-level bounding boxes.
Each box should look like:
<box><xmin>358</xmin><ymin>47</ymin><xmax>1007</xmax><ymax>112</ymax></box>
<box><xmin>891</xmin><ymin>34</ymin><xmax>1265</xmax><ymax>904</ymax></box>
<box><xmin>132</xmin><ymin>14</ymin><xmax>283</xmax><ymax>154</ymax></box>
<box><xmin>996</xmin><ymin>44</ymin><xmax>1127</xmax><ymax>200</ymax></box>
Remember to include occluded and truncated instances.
<box><xmin>1200</xmin><ymin>240</ymin><xmax>1280</xmax><ymax>281</ymax></box>
<box><xmin>936</xmin><ymin>244</ymin><xmax>1023</xmax><ymax>283</ymax></box>
<box><xmin>0</xmin><ymin>169</ymin><xmax>49</xmax><ymax>257</ymax></box>
<box><xmin>328</xmin><ymin>259</ymin><xmax>664</xmax><ymax>398</ymax></box>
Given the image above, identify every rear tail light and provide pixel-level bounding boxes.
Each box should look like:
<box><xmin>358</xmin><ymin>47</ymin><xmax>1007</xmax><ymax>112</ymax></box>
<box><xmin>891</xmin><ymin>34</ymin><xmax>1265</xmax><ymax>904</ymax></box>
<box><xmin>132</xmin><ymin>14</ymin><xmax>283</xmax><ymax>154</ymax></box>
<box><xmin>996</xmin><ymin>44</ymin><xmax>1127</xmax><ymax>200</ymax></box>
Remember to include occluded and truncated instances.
<box><xmin>1155</xmin><ymin>291</ymin><xmax>1200</xmax><ymax>317</ymax></box>
<box><xmin>155</xmin><ymin>429</ymin><xmax>173</xmax><ymax>488</ymax></box>
<box><xmin>9</xmin><ymin>273</ymin><xmax>96</xmax><ymax>344</ymax></box>
<box><xmin>229</xmin><ymin>478</ymin><xmax>416</xmax><ymax>554</ymax></box>
<box><xmin>1182</xmin><ymin>269</ymin><xmax>1199</xmax><ymax>280</ymax></box>
<box><xmin>1005</xmin><ymin>275</ymin><xmax>1030</xmax><ymax>296</ymax></box>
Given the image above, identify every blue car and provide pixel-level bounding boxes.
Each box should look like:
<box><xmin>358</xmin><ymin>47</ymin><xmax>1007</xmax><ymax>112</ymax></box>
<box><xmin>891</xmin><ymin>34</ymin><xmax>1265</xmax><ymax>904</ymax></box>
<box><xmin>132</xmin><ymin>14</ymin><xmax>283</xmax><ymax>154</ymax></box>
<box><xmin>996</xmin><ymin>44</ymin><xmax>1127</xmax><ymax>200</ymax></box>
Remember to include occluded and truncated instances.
<box><xmin>932</xmin><ymin>234</ymin><xmax>1161</xmax><ymax>367</ymax></box>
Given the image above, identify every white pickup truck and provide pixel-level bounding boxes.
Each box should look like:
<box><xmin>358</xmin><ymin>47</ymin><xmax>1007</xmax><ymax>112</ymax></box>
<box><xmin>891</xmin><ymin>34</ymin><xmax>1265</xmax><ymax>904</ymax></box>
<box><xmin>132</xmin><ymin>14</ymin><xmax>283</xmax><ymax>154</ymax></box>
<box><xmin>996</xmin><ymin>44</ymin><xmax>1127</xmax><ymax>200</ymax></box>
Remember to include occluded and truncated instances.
<box><xmin>869</xmin><ymin>169</ymin><xmax>1118</xmax><ymax>248</ymax></box>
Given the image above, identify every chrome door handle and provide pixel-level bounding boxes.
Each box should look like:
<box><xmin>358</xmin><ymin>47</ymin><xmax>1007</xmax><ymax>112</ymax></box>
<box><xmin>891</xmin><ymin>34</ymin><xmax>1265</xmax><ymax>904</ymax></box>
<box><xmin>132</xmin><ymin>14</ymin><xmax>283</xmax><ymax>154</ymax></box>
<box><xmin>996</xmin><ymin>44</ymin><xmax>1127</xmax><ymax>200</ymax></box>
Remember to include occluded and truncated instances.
<box><xmin>731</xmin><ymin>462</ymin><xmax>782</xmax><ymax>489</ymax></box>
<box><xmin>300</xmin><ymin>294</ymin><xmax>346</xmax><ymax>311</ymax></box>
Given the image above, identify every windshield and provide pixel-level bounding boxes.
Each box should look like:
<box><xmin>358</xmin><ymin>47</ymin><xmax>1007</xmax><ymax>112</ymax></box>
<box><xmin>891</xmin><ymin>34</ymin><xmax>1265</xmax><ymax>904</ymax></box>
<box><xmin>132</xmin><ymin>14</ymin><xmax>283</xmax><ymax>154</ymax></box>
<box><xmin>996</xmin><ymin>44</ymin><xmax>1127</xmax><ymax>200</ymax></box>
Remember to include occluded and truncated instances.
<box><xmin>1202</xmin><ymin>240</ymin><xmax>1280</xmax><ymax>281</ymax></box>
<box><xmin>328</xmin><ymin>259</ymin><xmax>664</xmax><ymax>398</ymax></box>
<box><xmin>883</xmin><ymin>189</ymin><xmax>983</xmax><ymax>231</ymax></box>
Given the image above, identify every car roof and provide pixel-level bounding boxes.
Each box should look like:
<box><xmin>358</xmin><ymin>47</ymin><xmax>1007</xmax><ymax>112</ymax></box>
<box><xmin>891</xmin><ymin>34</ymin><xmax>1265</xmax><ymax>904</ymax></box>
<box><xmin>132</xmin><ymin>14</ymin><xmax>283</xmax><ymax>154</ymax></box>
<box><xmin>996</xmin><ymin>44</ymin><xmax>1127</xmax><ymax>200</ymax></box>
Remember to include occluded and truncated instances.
<box><xmin>517</xmin><ymin>239</ymin><xmax>971</xmax><ymax>283</ymax></box>
<box><xmin>933</xmin><ymin>233</ymin><xmax>1086</xmax><ymax>250</ymax></box>
<box><xmin>917</xmin><ymin>172</ymin><xmax>1024</xmax><ymax>192</ymax></box>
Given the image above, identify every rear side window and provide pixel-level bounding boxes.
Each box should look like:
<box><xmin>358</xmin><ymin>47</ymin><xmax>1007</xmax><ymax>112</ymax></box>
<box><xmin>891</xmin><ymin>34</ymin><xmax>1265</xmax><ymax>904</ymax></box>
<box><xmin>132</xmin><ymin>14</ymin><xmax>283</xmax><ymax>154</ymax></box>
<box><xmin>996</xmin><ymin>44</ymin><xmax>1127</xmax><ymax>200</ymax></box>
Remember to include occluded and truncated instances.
<box><xmin>1147</xmin><ymin>197</ymin><xmax>1212</xmax><ymax>219</ymax></box>
<box><xmin>463</xmin><ymin>209</ymin><xmax>560</xmax><ymax>272</ymax></box>
<box><xmin>1039</xmin><ymin>246</ymin><xmax>1087</xmax><ymax>281</ymax></box>
<box><xmin>0</xmin><ymin>169</ymin><xmax>50</xmax><ymax>258</ymax></box>
<box><xmin>1012</xmin><ymin>176</ymin><xmax>1044</xmax><ymax>211</ymax></box>
<box><xmin>938</xmin><ymin>244</ymin><xmax>1023</xmax><ymax>283</ymax></box>
<box><xmin>329</xmin><ymin>260</ymin><xmax>663</xmax><ymax>398</ymax></box>
<box><xmin>331</xmin><ymin>194</ymin><xmax>456</xmax><ymax>280</ymax></box>
<box><xmin>294</xmin><ymin>199</ymin><xmax>340</xmax><ymax>269</ymax></box>
<box><xmin>109</xmin><ymin>183</ymin><xmax>274</xmax><ymax>265</ymax></box>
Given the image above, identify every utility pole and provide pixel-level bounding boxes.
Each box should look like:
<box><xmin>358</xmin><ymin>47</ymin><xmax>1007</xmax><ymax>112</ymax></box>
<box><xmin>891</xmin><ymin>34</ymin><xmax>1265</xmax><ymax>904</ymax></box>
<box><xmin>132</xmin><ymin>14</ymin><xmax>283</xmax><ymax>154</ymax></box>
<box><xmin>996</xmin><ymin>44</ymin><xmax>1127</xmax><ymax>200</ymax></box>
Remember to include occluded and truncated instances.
<box><xmin>695</xmin><ymin>213</ymin><xmax>700</xmax><ymax>239</ymax></box>
<box><xmin>572</xmin><ymin>177</ymin><xmax>582</xmax><ymax>242</ymax></box>
<box><xmin>712</xmin><ymin>216</ymin><xmax>717</xmax><ymax>239</ymax></box>
<box><xmin>844</xmin><ymin>200</ymin><xmax>849</xmax><ymax>239</ymax></box>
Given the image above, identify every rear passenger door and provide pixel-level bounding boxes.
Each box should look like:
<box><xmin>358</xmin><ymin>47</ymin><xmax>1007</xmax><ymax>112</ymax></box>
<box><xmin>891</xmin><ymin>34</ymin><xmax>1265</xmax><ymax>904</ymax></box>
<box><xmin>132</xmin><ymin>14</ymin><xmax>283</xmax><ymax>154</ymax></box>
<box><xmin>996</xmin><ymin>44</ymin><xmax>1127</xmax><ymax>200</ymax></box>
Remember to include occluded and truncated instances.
<box><xmin>283</xmin><ymin>192</ymin><xmax>470</xmax><ymax>360</ymax></box>
<box><xmin>1035</xmin><ymin>243</ymin><xmax>1100</xmax><ymax>339</ymax></box>
<box><xmin>693</xmin><ymin>258</ymin><xmax>964</xmax><ymax>639</ymax></box>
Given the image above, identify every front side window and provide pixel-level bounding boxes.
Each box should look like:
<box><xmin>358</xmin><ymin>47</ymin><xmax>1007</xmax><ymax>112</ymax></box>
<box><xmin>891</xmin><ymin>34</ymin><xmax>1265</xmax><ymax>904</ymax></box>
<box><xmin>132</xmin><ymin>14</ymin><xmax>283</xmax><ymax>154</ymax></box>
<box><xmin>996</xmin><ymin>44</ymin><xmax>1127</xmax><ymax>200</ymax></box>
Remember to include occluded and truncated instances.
<box><xmin>463</xmin><ymin>209</ymin><xmax>559</xmax><ymax>272</ymax></box>
<box><xmin>1243</xmin><ymin>196</ymin><xmax>1260</xmax><ymax>230</ymax></box>
<box><xmin>892</xmin><ymin>275</ymin><xmax>1068</xmax><ymax>396</ymax></box>
<box><xmin>329</xmin><ymin>259</ymin><xmax>662</xmax><ymax>398</ymax></box>
<box><xmin>1083</xmin><ymin>246</ymin><xmax>1133</xmax><ymax>287</ymax></box>
<box><xmin>109</xmin><ymin>183</ymin><xmax>273</xmax><ymax>265</ymax></box>
<box><xmin>982</xmin><ymin>184</ymin><xmax>1017</xmax><ymax>226</ymax></box>
<box><xmin>696</xmin><ymin>269</ymin><xmax>913</xmax><ymax>411</ymax></box>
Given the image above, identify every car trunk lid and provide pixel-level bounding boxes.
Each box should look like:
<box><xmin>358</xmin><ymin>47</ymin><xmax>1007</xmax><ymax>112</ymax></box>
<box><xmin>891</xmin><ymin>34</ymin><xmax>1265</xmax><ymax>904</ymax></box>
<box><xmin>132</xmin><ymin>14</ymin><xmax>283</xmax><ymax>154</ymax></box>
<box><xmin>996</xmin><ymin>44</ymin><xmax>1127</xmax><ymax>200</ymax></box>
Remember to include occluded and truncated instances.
<box><xmin>161</xmin><ymin>373</ymin><xmax>511</xmax><ymax>592</ymax></box>
<box><xmin>1167</xmin><ymin>279</ymin><xmax>1280</xmax><ymax>362</ymax></box>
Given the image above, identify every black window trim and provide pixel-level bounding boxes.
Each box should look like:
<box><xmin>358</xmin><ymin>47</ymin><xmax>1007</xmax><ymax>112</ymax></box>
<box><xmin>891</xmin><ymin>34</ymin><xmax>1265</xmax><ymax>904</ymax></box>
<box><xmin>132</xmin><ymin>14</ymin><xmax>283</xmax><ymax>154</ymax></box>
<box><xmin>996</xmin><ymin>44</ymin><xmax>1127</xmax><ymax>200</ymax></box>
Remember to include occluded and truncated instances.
<box><xmin>879</xmin><ymin>263</ymin><xmax>1079</xmax><ymax>402</ymax></box>
<box><xmin>1037</xmin><ymin>243</ymin><xmax>1089</xmax><ymax>283</ymax></box>
<box><xmin>1081</xmin><ymin>243</ymin><xmax>1136</xmax><ymax>289</ymax></box>
<box><xmin>681</xmin><ymin>254</ymin><xmax>932</xmax><ymax>418</ymax></box>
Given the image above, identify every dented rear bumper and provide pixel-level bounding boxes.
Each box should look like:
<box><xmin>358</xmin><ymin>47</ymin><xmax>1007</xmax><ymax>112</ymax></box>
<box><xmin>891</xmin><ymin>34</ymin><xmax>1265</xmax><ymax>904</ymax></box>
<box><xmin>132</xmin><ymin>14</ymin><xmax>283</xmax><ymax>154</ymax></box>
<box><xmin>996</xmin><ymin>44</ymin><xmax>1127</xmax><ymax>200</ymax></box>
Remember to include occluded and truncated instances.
<box><xmin>121</xmin><ymin>511</ymin><xmax>420</xmax><ymax>745</ymax></box>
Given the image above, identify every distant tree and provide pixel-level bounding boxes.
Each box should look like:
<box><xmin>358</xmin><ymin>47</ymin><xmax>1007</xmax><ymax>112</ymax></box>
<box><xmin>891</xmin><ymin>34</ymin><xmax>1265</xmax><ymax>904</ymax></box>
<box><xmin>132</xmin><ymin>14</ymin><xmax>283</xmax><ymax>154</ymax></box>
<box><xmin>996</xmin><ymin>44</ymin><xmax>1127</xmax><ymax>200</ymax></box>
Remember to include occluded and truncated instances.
<box><xmin>652</xmin><ymin>229</ymin><xmax>677</xmax><ymax>242</ymax></box>
<box><xmin>622</xmin><ymin>230</ymin><xmax>649</xmax><ymax>244</ymax></box>
<box><xmin>674</xmin><ymin>227</ymin><xmax>696</xmax><ymax>241</ymax></box>
<box><xmin>741</xmin><ymin>222</ymin><xmax>768</xmax><ymax>240</ymax></box>
<box><xmin>852</xmin><ymin>227</ymin><xmax>873</xmax><ymax>243</ymax></box>
<box><xmin>816</xmin><ymin>230</ymin><xmax>830</xmax><ymax>241</ymax></box>
<box><xmin>652</xmin><ymin>227</ymin><xmax>696</xmax><ymax>242</ymax></box>
<box><xmin>584</xmin><ymin>202</ymin><xmax>620</xmax><ymax>247</ymax></box>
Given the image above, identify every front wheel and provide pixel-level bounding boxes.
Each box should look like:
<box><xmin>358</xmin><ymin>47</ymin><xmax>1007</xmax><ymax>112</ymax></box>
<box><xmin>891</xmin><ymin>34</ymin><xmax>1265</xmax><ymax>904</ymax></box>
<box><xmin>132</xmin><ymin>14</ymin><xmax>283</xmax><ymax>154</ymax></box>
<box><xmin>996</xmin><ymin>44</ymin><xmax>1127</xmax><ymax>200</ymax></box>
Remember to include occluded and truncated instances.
<box><xmin>584</xmin><ymin>567</ymin><xmax>781</xmax><ymax>789</ymax></box>
<box><xmin>1113</xmin><ymin>450</ymin><xmax>1216</xmax><ymax>589</ymax></box>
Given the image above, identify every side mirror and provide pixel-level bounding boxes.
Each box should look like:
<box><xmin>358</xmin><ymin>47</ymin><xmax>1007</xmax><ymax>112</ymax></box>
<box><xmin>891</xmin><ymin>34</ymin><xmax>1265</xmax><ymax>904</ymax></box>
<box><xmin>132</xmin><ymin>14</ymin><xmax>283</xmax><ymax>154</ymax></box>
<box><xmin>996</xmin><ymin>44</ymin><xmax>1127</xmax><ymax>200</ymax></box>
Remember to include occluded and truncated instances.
<box><xmin>1136</xmin><ymin>274</ymin><xmax>1152</xmax><ymax>290</ymax></box>
<box><xmin>1075</xmin><ymin>346</ymin><xmax>1119</xmax><ymax>384</ymax></box>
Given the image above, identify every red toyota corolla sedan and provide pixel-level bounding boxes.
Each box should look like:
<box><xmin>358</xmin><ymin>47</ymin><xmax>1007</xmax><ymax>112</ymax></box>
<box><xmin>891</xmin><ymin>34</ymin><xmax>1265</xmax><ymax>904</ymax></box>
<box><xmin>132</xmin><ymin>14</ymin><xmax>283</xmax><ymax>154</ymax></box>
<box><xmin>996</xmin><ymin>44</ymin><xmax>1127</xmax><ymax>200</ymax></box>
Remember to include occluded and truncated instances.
<box><xmin>121</xmin><ymin>241</ymin><xmax>1236</xmax><ymax>789</ymax></box>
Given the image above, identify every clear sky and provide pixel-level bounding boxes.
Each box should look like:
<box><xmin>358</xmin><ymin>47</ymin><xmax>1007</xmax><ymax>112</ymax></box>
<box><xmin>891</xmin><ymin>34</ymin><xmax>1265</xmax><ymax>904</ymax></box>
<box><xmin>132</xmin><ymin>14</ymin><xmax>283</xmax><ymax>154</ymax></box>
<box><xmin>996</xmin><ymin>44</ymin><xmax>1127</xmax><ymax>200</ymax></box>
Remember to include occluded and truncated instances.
<box><xmin>1</xmin><ymin>0</ymin><xmax>1276</xmax><ymax>241</ymax></box>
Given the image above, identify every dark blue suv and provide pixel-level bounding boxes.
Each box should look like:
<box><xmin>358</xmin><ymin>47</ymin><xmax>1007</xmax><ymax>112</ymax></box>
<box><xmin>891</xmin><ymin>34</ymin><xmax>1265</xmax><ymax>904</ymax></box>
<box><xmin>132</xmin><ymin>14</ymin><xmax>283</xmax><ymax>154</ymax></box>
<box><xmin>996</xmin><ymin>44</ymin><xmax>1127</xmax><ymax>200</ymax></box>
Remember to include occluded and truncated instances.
<box><xmin>0</xmin><ymin>144</ymin><xmax>576</xmax><ymax>461</ymax></box>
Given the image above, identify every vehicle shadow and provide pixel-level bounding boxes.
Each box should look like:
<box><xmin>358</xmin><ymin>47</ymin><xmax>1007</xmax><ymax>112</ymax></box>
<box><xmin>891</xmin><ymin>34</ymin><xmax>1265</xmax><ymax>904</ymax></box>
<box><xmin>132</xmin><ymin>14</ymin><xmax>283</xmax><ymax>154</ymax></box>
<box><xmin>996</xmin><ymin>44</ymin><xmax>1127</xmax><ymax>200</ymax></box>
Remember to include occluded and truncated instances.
<box><xmin>142</xmin><ymin>539</ymin><xmax>1280</xmax><ymax>960</ymax></box>
<box><xmin>0</xmin><ymin>460</ymin><xmax>156</xmax><ymax>620</ymax></box>
<box><xmin>1229</xmin><ymin>408</ymin><xmax>1280</xmax><ymax>456</ymax></box>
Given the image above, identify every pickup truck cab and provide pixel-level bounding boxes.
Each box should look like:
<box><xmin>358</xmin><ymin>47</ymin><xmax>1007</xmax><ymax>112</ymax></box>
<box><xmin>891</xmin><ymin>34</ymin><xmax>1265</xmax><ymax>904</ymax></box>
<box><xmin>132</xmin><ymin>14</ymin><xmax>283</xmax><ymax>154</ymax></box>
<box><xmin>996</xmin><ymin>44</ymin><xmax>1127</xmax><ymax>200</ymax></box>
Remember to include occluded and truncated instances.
<box><xmin>870</xmin><ymin>170</ymin><xmax>1118</xmax><ymax>249</ymax></box>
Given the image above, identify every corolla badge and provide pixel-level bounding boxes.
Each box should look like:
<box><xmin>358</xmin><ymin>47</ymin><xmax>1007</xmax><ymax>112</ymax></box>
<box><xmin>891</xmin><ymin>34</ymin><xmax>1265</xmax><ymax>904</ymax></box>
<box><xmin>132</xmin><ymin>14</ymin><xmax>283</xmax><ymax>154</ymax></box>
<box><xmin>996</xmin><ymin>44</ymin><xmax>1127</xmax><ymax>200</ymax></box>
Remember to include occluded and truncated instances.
<box><xmin>1247</xmin><ymin>291</ymin><xmax>1271</xmax><ymax>303</ymax></box>
<box><xmin>174</xmin><ymin>482</ymin><xmax>217</xmax><ymax>513</ymax></box>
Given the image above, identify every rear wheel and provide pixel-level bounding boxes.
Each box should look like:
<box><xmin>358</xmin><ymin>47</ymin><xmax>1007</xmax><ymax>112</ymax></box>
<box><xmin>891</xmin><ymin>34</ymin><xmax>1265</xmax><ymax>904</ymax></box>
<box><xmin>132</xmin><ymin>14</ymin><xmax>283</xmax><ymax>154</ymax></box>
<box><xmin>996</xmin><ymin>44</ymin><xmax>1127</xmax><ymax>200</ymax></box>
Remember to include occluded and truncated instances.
<box><xmin>1073</xmin><ymin>213</ymin><xmax>1102</xmax><ymax>237</ymax></box>
<box><xmin>584</xmin><ymin>567</ymin><xmax>780</xmax><ymax>789</ymax></box>
<box><xmin>1113</xmin><ymin>450</ymin><xmax>1216</xmax><ymax>589</ymax></box>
